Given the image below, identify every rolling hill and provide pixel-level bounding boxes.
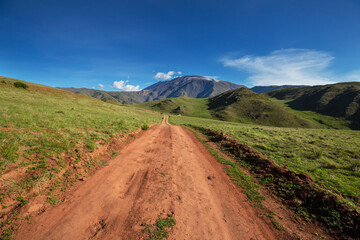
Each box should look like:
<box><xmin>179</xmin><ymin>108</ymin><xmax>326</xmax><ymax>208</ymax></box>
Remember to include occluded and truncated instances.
<box><xmin>135</xmin><ymin>88</ymin><xmax>317</xmax><ymax>128</ymax></box>
<box><xmin>266</xmin><ymin>82</ymin><xmax>360</xmax><ymax>129</ymax></box>
<box><xmin>58</xmin><ymin>87</ymin><xmax>146</xmax><ymax>104</ymax></box>
<box><xmin>59</xmin><ymin>75</ymin><xmax>243</xmax><ymax>104</ymax></box>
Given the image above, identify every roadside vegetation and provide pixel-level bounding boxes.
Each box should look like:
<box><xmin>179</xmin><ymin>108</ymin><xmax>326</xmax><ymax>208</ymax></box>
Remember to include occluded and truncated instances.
<box><xmin>170</xmin><ymin>115</ymin><xmax>360</xmax><ymax>237</ymax></box>
<box><xmin>170</xmin><ymin>116</ymin><xmax>360</xmax><ymax>238</ymax></box>
<box><xmin>0</xmin><ymin>76</ymin><xmax>160</xmax><ymax>238</ymax></box>
<box><xmin>171</xmin><ymin>115</ymin><xmax>360</xmax><ymax>200</ymax></box>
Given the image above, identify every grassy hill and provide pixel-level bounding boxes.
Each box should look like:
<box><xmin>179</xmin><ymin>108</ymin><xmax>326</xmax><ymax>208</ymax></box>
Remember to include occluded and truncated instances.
<box><xmin>208</xmin><ymin>88</ymin><xmax>315</xmax><ymax>127</ymax></box>
<box><xmin>135</xmin><ymin>97</ymin><xmax>213</xmax><ymax>119</ymax></box>
<box><xmin>0</xmin><ymin>76</ymin><xmax>160</xmax><ymax>209</ymax></box>
<box><xmin>58</xmin><ymin>87</ymin><xmax>146</xmax><ymax>104</ymax></box>
<box><xmin>135</xmin><ymin>88</ymin><xmax>333</xmax><ymax>128</ymax></box>
<box><xmin>266</xmin><ymin>82</ymin><xmax>360</xmax><ymax>129</ymax></box>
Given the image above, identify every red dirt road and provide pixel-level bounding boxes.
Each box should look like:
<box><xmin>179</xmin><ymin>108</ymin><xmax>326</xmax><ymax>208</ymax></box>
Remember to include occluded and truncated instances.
<box><xmin>15</xmin><ymin>116</ymin><xmax>286</xmax><ymax>240</ymax></box>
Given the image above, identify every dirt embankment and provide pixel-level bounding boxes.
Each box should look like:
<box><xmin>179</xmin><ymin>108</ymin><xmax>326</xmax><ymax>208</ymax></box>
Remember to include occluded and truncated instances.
<box><xmin>14</xmin><ymin>116</ymin><xmax>290</xmax><ymax>240</ymax></box>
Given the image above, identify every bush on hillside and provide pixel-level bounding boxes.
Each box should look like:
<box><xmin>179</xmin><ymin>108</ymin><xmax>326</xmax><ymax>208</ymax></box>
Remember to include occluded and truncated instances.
<box><xmin>14</xmin><ymin>82</ymin><xmax>29</xmax><ymax>89</ymax></box>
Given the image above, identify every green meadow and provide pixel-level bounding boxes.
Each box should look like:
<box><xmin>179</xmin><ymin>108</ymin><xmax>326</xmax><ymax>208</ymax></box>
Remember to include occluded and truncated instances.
<box><xmin>0</xmin><ymin>77</ymin><xmax>160</xmax><ymax>202</ymax></box>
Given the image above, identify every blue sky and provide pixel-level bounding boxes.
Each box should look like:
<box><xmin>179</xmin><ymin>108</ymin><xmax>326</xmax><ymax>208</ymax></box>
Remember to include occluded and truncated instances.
<box><xmin>1</xmin><ymin>0</ymin><xmax>360</xmax><ymax>90</ymax></box>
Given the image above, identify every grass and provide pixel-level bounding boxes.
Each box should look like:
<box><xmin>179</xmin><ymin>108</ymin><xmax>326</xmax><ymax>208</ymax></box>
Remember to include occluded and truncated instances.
<box><xmin>141</xmin><ymin>124</ymin><xmax>149</xmax><ymax>130</ymax></box>
<box><xmin>170</xmin><ymin>115</ymin><xmax>360</xmax><ymax>203</ymax></box>
<box><xmin>134</xmin><ymin>88</ymin><xmax>353</xmax><ymax>129</ymax></box>
<box><xmin>143</xmin><ymin>215</ymin><xmax>176</xmax><ymax>240</ymax></box>
<box><xmin>47</xmin><ymin>196</ymin><xmax>59</xmax><ymax>205</ymax></box>
<box><xmin>269</xmin><ymin>98</ymin><xmax>351</xmax><ymax>130</ymax></box>
<box><xmin>0</xmin><ymin>76</ymin><xmax>160</xmax><ymax>205</ymax></box>
<box><xmin>135</xmin><ymin>97</ymin><xmax>212</xmax><ymax>119</ymax></box>
<box><xmin>271</xmin><ymin>220</ymin><xmax>284</xmax><ymax>230</ymax></box>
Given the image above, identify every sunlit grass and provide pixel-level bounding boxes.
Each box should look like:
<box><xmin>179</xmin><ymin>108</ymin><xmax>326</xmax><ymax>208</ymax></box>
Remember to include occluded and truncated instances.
<box><xmin>0</xmin><ymin>76</ymin><xmax>160</xmax><ymax>200</ymax></box>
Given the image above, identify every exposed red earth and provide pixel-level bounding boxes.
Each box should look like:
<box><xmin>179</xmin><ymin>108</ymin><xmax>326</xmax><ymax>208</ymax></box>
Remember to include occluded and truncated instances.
<box><xmin>14</xmin><ymin>116</ymin><xmax>330</xmax><ymax>239</ymax></box>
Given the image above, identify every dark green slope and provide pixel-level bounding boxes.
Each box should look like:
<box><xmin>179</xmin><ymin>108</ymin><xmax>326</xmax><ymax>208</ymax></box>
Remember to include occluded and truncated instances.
<box><xmin>267</xmin><ymin>82</ymin><xmax>360</xmax><ymax>129</ymax></box>
<box><xmin>250</xmin><ymin>85</ymin><xmax>306</xmax><ymax>93</ymax></box>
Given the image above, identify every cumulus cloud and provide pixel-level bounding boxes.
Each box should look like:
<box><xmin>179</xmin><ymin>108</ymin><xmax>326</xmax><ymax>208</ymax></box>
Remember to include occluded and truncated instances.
<box><xmin>221</xmin><ymin>49</ymin><xmax>335</xmax><ymax>86</ymax></box>
<box><xmin>98</xmin><ymin>83</ymin><xmax>104</xmax><ymax>89</ymax></box>
<box><xmin>112</xmin><ymin>80</ymin><xmax>140</xmax><ymax>91</ymax></box>
<box><xmin>153</xmin><ymin>71</ymin><xmax>181</xmax><ymax>80</ymax></box>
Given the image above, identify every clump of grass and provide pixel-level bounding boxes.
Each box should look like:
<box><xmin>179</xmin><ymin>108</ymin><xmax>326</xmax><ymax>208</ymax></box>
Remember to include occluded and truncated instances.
<box><xmin>13</xmin><ymin>81</ymin><xmax>28</xmax><ymax>89</ymax></box>
<box><xmin>143</xmin><ymin>215</ymin><xmax>176</xmax><ymax>240</ymax></box>
<box><xmin>102</xmin><ymin>161</ymin><xmax>109</xmax><ymax>166</ymax></box>
<box><xmin>14</xmin><ymin>196</ymin><xmax>29</xmax><ymax>206</ymax></box>
<box><xmin>141</xmin><ymin>124</ymin><xmax>149</xmax><ymax>130</ymax></box>
<box><xmin>47</xmin><ymin>196</ymin><xmax>59</xmax><ymax>205</ymax></box>
<box><xmin>271</xmin><ymin>220</ymin><xmax>284</xmax><ymax>230</ymax></box>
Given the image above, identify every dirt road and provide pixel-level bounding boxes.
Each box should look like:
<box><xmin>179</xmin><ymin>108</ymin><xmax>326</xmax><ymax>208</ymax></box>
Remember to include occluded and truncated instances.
<box><xmin>15</xmin><ymin>116</ymin><xmax>285</xmax><ymax>240</ymax></box>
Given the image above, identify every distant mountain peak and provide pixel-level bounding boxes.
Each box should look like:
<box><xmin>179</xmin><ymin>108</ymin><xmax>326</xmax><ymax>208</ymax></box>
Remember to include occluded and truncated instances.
<box><xmin>61</xmin><ymin>75</ymin><xmax>244</xmax><ymax>104</ymax></box>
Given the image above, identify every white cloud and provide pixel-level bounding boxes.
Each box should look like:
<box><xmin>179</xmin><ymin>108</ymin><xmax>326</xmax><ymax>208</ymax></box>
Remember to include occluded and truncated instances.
<box><xmin>153</xmin><ymin>71</ymin><xmax>181</xmax><ymax>80</ymax></box>
<box><xmin>92</xmin><ymin>86</ymin><xmax>95</xmax><ymax>89</ymax></box>
<box><xmin>203</xmin><ymin>76</ymin><xmax>220</xmax><ymax>81</ymax></box>
<box><xmin>221</xmin><ymin>48</ymin><xmax>335</xmax><ymax>86</ymax></box>
<box><xmin>98</xmin><ymin>83</ymin><xmax>104</xmax><ymax>89</ymax></box>
<box><xmin>112</xmin><ymin>80</ymin><xmax>140</xmax><ymax>91</ymax></box>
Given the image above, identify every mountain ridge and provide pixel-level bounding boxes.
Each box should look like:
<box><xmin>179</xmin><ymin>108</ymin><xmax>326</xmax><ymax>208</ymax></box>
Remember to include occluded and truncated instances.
<box><xmin>59</xmin><ymin>75</ymin><xmax>243</xmax><ymax>104</ymax></box>
<box><xmin>250</xmin><ymin>85</ymin><xmax>307</xmax><ymax>93</ymax></box>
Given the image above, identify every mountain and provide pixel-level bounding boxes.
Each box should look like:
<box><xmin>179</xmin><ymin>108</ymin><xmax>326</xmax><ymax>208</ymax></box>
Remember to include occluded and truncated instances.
<box><xmin>59</xmin><ymin>75</ymin><xmax>243</xmax><ymax>104</ymax></box>
<box><xmin>266</xmin><ymin>82</ymin><xmax>360</xmax><ymax>129</ymax></box>
<box><xmin>250</xmin><ymin>85</ymin><xmax>307</xmax><ymax>93</ymax></box>
<box><xmin>141</xmin><ymin>75</ymin><xmax>243</xmax><ymax>100</ymax></box>
<box><xmin>135</xmin><ymin>88</ymin><xmax>316</xmax><ymax>128</ymax></box>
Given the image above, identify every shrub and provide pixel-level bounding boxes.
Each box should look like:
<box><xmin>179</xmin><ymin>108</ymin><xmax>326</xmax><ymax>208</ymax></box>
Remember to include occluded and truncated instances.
<box><xmin>14</xmin><ymin>82</ymin><xmax>29</xmax><ymax>89</ymax></box>
<box><xmin>141</xmin><ymin>124</ymin><xmax>149</xmax><ymax>130</ymax></box>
